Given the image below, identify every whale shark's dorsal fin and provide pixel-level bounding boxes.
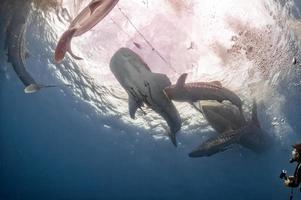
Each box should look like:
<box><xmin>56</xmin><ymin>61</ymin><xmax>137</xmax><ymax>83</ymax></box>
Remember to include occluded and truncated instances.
<box><xmin>209</xmin><ymin>81</ymin><xmax>222</xmax><ymax>87</ymax></box>
<box><xmin>252</xmin><ymin>99</ymin><xmax>260</xmax><ymax>128</ymax></box>
<box><xmin>128</xmin><ymin>95</ymin><xmax>143</xmax><ymax>119</ymax></box>
<box><xmin>176</xmin><ymin>73</ymin><xmax>188</xmax><ymax>88</ymax></box>
<box><xmin>89</xmin><ymin>0</ymin><xmax>103</xmax><ymax>15</ymax></box>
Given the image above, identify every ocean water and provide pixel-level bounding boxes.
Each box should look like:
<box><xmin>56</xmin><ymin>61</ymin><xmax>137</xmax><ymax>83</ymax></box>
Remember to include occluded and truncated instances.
<box><xmin>1</xmin><ymin>0</ymin><xmax>301</xmax><ymax>199</ymax></box>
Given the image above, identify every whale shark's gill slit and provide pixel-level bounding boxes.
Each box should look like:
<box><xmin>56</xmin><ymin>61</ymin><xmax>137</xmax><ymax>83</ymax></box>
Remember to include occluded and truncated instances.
<box><xmin>117</xmin><ymin>5</ymin><xmax>178</xmax><ymax>74</ymax></box>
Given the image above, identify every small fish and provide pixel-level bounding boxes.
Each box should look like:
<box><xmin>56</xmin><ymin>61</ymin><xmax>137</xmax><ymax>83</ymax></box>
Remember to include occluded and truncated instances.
<box><xmin>133</xmin><ymin>42</ymin><xmax>142</xmax><ymax>49</ymax></box>
<box><xmin>292</xmin><ymin>57</ymin><xmax>297</xmax><ymax>65</ymax></box>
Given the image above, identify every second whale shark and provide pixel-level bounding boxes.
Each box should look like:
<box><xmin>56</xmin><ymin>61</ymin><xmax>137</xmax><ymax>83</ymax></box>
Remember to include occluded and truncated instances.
<box><xmin>189</xmin><ymin>100</ymin><xmax>271</xmax><ymax>157</ymax></box>
<box><xmin>164</xmin><ymin>73</ymin><xmax>243</xmax><ymax>112</ymax></box>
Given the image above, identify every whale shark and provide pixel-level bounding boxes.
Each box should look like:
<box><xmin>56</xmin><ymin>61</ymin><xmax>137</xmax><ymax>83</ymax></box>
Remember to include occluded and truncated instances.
<box><xmin>5</xmin><ymin>1</ymin><xmax>71</xmax><ymax>93</ymax></box>
<box><xmin>189</xmin><ymin>100</ymin><xmax>270</xmax><ymax>157</ymax></box>
<box><xmin>164</xmin><ymin>73</ymin><xmax>243</xmax><ymax>112</ymax></box>
<box><xmin>110</xmin><ymin>48</ymin><xmax>182</xmax><ymax>146</ymax></box>
<box><xmin>200</xmin><ymin>101</ymin><xmax>246</xmax><ymax>133</ymax></box>
<box><xmin>4</xmin><ymin>2</ymin><xmax>48</xmax><ymax>93</ymax></box>
<box><xmin>55</xmin><ymin>0</ymin><xmax>119</xmax><ymax>63</ymax></box>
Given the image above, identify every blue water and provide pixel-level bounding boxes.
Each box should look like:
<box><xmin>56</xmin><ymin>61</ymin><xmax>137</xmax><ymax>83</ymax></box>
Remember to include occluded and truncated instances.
<box><xmin>1</xmin><ymin>0</ymin><xmax>301</xmax><ymax>199</ymax></box>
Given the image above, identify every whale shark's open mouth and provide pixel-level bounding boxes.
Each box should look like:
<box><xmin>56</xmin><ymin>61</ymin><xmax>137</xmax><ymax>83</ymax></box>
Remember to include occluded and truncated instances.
<box><xmin>7</xmin><ymin>0</ymin><xmax>301</xmax><ymax>144</ymax></box>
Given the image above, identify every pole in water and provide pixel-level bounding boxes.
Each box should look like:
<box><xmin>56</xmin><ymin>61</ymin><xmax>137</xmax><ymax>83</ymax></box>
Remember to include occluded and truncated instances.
<box><xmin>24</xmin><ymin>83</ymin><xmax>73</xmax><ymax>94</ymax></box>
<box><xmin>117</xmin><ymin>5</ymin><xmax>178</xmax><ymax>75</ymax></box>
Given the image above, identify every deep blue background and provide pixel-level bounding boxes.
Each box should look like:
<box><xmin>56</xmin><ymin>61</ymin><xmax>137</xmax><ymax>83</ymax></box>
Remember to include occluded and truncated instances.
<box><xmin>1</xmin><ymin>0</ymin><xmax>301</xmax><ymax>199</ymax></box>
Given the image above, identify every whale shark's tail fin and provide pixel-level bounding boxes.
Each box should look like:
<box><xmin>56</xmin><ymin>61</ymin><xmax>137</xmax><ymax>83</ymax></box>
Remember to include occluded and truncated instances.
<box><xmin>24</xmin><ymin>83</ymin><xmax>73</xmax><ymax>94</ymax></box>
<box><xmin>238</xmin><ymin>100</ymin><xmax>272</xmax><ymax>152</ymax></box>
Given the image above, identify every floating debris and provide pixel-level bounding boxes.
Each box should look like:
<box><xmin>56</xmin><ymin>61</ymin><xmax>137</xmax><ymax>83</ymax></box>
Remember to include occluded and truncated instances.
<box><xmin>292</xmin><ymin>57</ymin><xmax>297</xmax><ymax>65</ymax></box>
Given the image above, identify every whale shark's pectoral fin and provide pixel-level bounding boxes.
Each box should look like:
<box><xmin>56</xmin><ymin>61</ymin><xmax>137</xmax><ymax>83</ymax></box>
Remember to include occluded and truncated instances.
<box><xmin>89</xmin><ymin>0</ymin><xmax>103</xmax><ymax>14</ymax></box>
<box><xmin>189</xmin><ymin>129</ymin><xmax>241</xmax><ymax>157</ymax></box>
<box><xmin>128</xmin><ymin>95</ymin><xmax>143</xmax><ymax>119</ymax></box>
<box><xmin>176</xmin><ymin>73</ymin><xmax>188</xmax><ymax>88</ymax></box>
<box><xmin>209</xmin><ymin>81</ymin><xmax>222</xmax><ymax>87</ymax></box>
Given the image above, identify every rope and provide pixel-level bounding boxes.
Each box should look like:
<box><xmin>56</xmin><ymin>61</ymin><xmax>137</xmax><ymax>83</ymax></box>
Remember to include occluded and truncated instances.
<box><xmin>117</xmin><ymin>5</ymin><xmax>179</xmax><ymax>74</ymax></box>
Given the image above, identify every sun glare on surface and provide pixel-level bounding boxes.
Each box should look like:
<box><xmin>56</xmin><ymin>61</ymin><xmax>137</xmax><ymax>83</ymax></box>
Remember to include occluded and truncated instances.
<box><xmin>58</xmin><ymin>0</ymin><xmax>274</xmax><ymax>84</ymax></box>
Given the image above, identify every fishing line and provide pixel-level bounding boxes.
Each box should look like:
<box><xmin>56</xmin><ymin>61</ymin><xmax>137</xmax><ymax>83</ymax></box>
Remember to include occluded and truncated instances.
<box><xmin>42</xmin><ymin>84</ymin><xmax>73</xmax><ymax>88</ymax></box>
<box><xmin>111</xmin><ymin>17</ymin><xmax>144</xmax><ymax>50</ymax></box>
<box><xmin>24</xmin><ymin>83</ymin><xmax>73</xmax><ymax>94</ymax></box>
<box><xmin>117</xmin><ymin>5</ymin><xmax>179</xmax><ymax>75</ymax></box>
<box><xmin>110</xmin><ymin>17</ymin><xmax>132</xmax><ymax>38</ymax></box>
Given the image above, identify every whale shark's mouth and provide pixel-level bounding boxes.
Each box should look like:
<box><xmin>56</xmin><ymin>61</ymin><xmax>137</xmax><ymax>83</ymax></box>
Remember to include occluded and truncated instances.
<box><xmin>20</xmin><ymin>0</ymin><xmax>301</xmax><ymax>143</ymax></box>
